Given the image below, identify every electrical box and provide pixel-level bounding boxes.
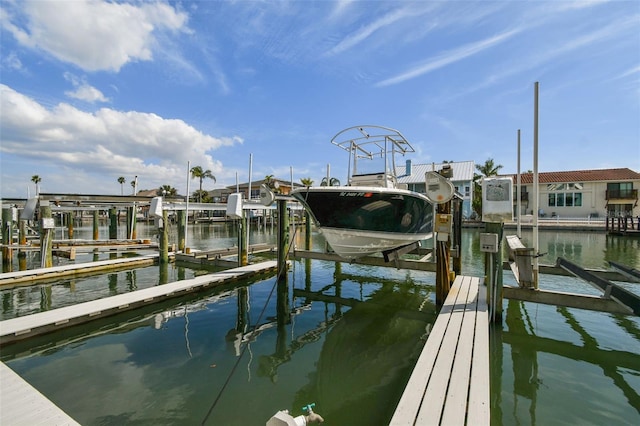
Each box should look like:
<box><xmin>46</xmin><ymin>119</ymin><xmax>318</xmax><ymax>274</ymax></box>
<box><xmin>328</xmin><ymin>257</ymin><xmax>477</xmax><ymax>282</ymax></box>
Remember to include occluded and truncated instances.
<box><xmin>482</xmin><ymin>177</ymin><xmax>513</xmax><ymax>223</ymax></box>
<box><xmin>149</xmin><ymin>197</ymin><xmax>163</xmax><ymax>218</ymax></box>
<box><xmin>480</xmin><ymin>233</ymin><xmax>499</xmax><ymax>253</ymax></box>
<box><xmin>41</xmin><ymin>218</ymin><xmax>55</xmax><ymax>229</ymax></box>
<box><xmin>226</xmin><ymin>193</ymin><xmax>244</xmax><ymax>219</ymax></box>
<box><xmin>434</xmin><ymin>213</ymin><xmax>452</xmax><ymax>234</ymax></box>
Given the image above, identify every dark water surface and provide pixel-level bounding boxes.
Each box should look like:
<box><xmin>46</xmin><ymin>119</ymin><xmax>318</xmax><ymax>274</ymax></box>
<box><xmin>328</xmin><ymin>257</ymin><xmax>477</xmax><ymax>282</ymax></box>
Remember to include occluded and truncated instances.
<box><xmin>1</xmin><ymin>223</ymin><xmax>639</xmax><ymax>425</ymax></box>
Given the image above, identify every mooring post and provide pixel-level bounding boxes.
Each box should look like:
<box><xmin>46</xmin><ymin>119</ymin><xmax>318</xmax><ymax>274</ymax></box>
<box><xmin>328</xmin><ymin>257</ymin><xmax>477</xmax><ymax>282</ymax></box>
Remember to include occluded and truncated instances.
<box><xmin>109</xmin><ymin>207</ymin><xmax>118</xmax><ymax>240</ymax></box>
<box><xmin>39</xmin><ymin>201</ymin><xmax>54</xmax><ymax>268</ymax></box>
<box><xmin>67</xmin><ymin>212</ymin><xmax>74</xmax><ymax>239</ymax></box>
<box><xmin>126</xmin><ymin>207</ymin><xmax>132</xmax><ymax>240</ymax></box>
<box><xmin>435</xmin><ymin>201</ymin><xmax>452</xmax><ymax>306</ymax></box>
<box><xmin>18</xmin><ymin>217</ymin><xmax>27</xmax><ymax>270</ymax></box>
<box><xmin>239</xmin><ymin>213</ymin><xmax>248</xmax><ymax>266</ymax></box>
<box><xmin>452</xmin><ymin>198</ymin><xmax>462</xmax><ymax>276</ymax></box>
<box><xmin>93</xmin><ymin>210</ymin><xmax>99</xmax><ymax>240</ymax></box>
<box><xmin>304</xmin><ymin>211</ymin><xmax>312</xmax><ymax>250</ymax></box>
<box><xmin>2</xmin><ymin>207</ymin><xmax>13</xmax><ymax>269</ymax></box>
<box><xmin>277</xmin><ymin>199</ymin><xmax>289</xmax><ymax>282</ymax></box>
<box><xmin>485</xmin><ymin>221</ymin><xmax>504</xmax><ymax>322</ymax></box>
<box><xmin>177</xmin><ymin>210</ymin><xmax>186</xmax><ymax>252</ymax></box>
<box><xmin>159</xmin><ymin>209</ymin><xmax>169</xmax><ymax>264</ymax></box>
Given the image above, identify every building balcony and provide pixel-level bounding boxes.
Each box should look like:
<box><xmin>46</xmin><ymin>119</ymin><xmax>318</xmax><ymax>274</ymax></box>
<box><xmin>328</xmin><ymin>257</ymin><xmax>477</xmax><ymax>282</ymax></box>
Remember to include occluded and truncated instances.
<box><xmin>606</xmin><ymin>189</ymin><xmax>638</xmax><ymax>200</ymax></box>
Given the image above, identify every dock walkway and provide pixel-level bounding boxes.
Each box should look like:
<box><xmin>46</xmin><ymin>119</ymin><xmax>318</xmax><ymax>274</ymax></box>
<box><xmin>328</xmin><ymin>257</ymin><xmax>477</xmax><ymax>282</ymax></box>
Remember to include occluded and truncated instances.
<box><xmin>391</xmin><ymin>275</ymin><xmax>489</xmax><ymax>425</ymax></box>
<box><xmin>0</xmin><ymin>261</ymin><xmax>278</xmax><ymax>344</ymax></box>
<box><xmin>1</xmin><ymin>361</ymin><xmax>80</xmax><ymax>425</ymax></box>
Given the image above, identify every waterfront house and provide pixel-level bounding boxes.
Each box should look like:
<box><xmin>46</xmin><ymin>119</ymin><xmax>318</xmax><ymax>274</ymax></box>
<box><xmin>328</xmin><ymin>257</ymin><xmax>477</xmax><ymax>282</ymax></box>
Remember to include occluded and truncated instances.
<box><xmin>508</xmin><ymin>168</ymin><xmax>640</xmax><ymax>219</ymax></box>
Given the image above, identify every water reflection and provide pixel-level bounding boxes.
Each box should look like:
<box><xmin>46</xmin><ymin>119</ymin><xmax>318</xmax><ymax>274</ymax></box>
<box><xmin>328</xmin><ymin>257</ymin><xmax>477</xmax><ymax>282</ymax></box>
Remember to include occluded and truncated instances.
<box><xmin>496</xmin><ymin>299</ymin><xmax>640</xmax><ymax>425</ymax></box>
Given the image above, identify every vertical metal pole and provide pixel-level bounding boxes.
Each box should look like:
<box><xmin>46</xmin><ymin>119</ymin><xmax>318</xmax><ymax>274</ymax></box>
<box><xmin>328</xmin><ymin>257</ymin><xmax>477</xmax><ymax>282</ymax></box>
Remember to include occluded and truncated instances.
<box><xmin>185</xmin><ymin>161</ymin><xmax>190</xmax><ymax>250</ymax></box>
<box><xmin>533</xmin><ymin>82</ymin><xmax>540</xmax><ymax>289</ymax></box>
<box><xmin>517</xmin><ymin>129</ymin><xmax>522</xmax><ymax>238</ymax></box>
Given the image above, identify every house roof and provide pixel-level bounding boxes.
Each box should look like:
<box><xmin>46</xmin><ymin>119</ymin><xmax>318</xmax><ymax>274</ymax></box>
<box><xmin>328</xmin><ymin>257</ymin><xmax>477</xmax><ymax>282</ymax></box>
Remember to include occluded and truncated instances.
<box><xmin>225</xmin><ymin>178</ymin><xmax>304</xmax><ymax>191</ymax></box>
<box><xmin>505</xmin><ymin>168</ymin><xmax>640</xmax><ymax>184</ymax></box>
<box><xmin>396</xmin><ymin>160</ymin><xmax>475</xmax><ymax>184</ymax></box>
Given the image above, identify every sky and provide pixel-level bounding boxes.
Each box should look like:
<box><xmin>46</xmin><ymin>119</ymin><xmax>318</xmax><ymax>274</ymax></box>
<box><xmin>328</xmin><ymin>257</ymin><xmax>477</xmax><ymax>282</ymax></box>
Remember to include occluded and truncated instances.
<box><xmin>1</xmin><ymin>0</ymin><xmax>639</xmax><ymax>198</ymax></box>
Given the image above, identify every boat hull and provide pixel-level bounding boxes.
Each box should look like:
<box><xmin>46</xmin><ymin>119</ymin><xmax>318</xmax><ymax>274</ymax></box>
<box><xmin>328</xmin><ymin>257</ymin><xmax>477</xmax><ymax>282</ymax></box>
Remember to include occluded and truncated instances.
<box><xmin>291</xmin><ymin>186</ymin><xmax>433</xmax><ymax>259</ymax></box>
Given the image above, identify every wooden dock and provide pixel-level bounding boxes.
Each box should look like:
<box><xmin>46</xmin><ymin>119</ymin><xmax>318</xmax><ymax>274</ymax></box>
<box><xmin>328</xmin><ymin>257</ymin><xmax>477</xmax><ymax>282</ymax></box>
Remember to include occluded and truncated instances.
<box><xmin>390</xmin><ymin>275</ymin><xmax>489</xmax><ymax>425</ymax></box>
<box><xmin>0</xmin><ymin>254</ymin><xmax>159</xmax><ymax>286</ymax></box>
<box><xmin>1</xmin><ymin>361</ymin><xmax>80</xmax><ymax>425</ymax></box>
<box><xmin>0</xmin><ymin>261</ymin><xmax>279</xmax><ymax>345</ymax></box>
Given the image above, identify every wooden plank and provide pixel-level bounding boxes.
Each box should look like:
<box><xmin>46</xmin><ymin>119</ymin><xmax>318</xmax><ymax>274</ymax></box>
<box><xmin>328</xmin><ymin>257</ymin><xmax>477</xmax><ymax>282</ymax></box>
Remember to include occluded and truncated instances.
<box><xmin>389</xmin><ymin>278</ymin><xmax>462</xmax><ymax>425</ymax></box>
<box><xmin>468</xmin><ymin>281</ymin><xmax>490</xmax><ymax>424</ymax></box>
<box><xmin>440</xmin><ymin>276</ymin><xmax>478</xmax><ymax>424</ymax></box>
<box><xmin>415</xmin><ymin>277</ymin><xmax>471</xmax><ymax>424</ymax></box>
<box><xmin>0</xmin><ymin>362</ymin><xmax>80</xmax><ymax>425</ymax></box>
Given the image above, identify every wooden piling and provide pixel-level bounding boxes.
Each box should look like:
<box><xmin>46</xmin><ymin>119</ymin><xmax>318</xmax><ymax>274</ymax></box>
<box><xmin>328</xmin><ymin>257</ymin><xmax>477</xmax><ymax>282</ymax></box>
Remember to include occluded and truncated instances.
<box><xmin>93</xmin><ymin>210</ymin><xmax>99</xmax><ymax>240</ymax></box>
<box><xmin>277</xmin><ymin>199</ymin><xmax>289</xmax><ymax>282</ymax></box>
<box><xmin>39</xmin><ymin>201</ymin><xmax>54</xmax><ymax>268</ymax></box>
<box><xmin>67</xmin><ymin>212</ymin><xmax>74</xmax><ymax>239</ymax></box>
<box><xmin>304</xmin><ymin>211</ymin><xmax>312</xmax><ymax>250</ymax></box>
<box><xmin>18</xmin><ymin>219</ymin><xmax>27</xmax><ymax>270</ymax></box>
<box><xmin>177</xmin><ymin>210</ymin><xmax>186</xmax><ymax>252</ymax></box>
<box><xmin>238</xmin><ymin>214</ymin><xmax>248</xmax><ymax>266</ymax></box>
<box><xmin>109</xmin><ymin>207</ymin><xmax>117</xmax><ymax>240</ymax></box>
<box><xmin>159</xmin><ymin>209</ymin><xmax>169</xmax><ymax>264</ymax></box>
<box><xmin>485</xmin><ymin>221</ymin><xmax>504</xmax><ymax>322</ymax></box>
<box><xmin>2</xmin><ymin>208</ymin><xmax>13</xmax><ymax>269</ymax></box>
<box><xmin>435</xmin><ymin>201</ymin><xmax>452</xmax><ymax>306</ymax></box>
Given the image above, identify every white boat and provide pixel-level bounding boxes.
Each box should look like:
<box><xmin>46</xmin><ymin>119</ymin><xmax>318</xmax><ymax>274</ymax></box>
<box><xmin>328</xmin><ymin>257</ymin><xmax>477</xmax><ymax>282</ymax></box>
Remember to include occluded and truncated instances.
<box><xmin>291</xmin><ymin>125</ymin><xmax>433</xmax><ymax>259</ymax></box>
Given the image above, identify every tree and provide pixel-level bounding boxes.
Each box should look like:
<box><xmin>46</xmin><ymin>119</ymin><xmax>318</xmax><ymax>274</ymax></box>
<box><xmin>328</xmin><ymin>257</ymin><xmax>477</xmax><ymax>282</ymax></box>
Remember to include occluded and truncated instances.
<box><xmin>190</xmin><ymin>166</ymin><xmax>216</xmax><ymax>203</ymax></box>
<box><xmin>472</xmin><ymin>158</ymin><xmax>504</xmax><ymax>218</ymax></box>
<box><xmin>117</xmin><ymin>176</ymin><xmax>126</xmax><ymax>195</ymax></box>
<box><xmin>300</xmin><ymin>177</ymin><xmax>314</xmax><ymax>187</ymax></box>
<box><xmin>157</xmin><ymin>185</ymin><xmax>178</xmax><ymax>196</ymax></box>
<box><xmin>31</xmin><ymin>175</ymin><xmax>41</xmax><ymax>196</ymax></box>
<box><xmin>130</xmin><ymin>180</ymin><xmax>137</xmax><ymax>195</ymax></box>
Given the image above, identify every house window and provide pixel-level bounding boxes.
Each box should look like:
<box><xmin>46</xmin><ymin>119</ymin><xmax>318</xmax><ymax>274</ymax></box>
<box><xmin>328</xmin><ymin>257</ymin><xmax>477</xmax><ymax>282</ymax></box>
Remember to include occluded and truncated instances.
<box><xmin>465</xmin><ymin>186</ymin><xmax>470</xmax><ymax>196</ymax></box>
<box><xmin>549</xmin><ymin>192</ymin><xmax>582</xmax><ymax>207</ymax></box>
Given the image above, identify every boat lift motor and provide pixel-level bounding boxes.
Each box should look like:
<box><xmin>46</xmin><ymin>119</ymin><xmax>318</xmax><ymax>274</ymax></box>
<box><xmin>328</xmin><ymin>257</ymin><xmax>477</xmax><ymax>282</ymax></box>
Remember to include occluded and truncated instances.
<box><xmin>266</xmin><ymin>403</ymin><xmax>324</xmax><ymax>426</ymax></box>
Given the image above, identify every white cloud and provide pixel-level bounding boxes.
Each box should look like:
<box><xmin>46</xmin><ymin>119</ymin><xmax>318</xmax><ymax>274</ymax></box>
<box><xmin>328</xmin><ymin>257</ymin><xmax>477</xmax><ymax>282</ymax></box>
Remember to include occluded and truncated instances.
<box><xmin>375</xmin><ymin>28</ymin><xmax>521</xmax><ymax>87</ymax></box>
<box><xmin>64</xmin><ymin>72</ymin><xmax>109</xmax><ymax>103</ymax></box>
<box><xmin>4</xmin><ymin>0</ymin><xmax>189</xmax><ymax>72</ymax></box>
<box><xmin>0</xmin><ymin>84</ymin><xmax>243</xmax><ymax>193</ymax></box>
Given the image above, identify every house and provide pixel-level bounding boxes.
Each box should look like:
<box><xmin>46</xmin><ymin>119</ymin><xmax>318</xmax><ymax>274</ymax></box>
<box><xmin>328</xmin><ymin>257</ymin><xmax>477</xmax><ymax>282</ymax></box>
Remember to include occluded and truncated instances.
<box><xmin>507</xmin><ymin>168</ymin><xmax>640</xmax><ymax>218</ymax></box>
<box><xmin>395</xmin><ymin>160</ymin><xmax>476</xmax><ymax>219</ymax></box>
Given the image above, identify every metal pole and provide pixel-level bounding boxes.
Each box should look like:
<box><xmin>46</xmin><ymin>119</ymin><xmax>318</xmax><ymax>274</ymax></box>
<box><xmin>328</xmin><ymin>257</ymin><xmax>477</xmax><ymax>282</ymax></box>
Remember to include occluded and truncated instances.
<box><xmin>533</xmin><ymin>82</ymin><xmax>540</xmax><ymax>289</ymax></box>
<box><xmin>517</xmin><ymin>129</ymin><xmax>522</xmax><ymax>238</ymax></box>
<box><xmin>185</xmin><ymin>160</ymin><xmax>190</xmax><ymax>250</ymax></box>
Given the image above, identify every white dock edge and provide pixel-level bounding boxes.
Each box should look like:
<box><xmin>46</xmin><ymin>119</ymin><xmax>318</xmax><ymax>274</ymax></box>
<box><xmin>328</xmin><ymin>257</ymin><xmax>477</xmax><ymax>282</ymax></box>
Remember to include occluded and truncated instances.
<box><xmin>390</xmin><ymin>275</ymin><xmax>490</xmax><ymax>425</ymax></box>
<box><xmin>1</xmin><ymin>361</ymin><xmax>80</xmax><ymax>426</ymax></box>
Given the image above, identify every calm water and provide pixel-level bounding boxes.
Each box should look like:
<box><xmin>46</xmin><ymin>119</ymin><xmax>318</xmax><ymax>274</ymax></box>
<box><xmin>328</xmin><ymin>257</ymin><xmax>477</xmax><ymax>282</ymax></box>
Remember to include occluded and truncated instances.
<box><xmin>1</xmin><ymin>222</ymin><xmax>639</xmax><ymax>425</ymax></box>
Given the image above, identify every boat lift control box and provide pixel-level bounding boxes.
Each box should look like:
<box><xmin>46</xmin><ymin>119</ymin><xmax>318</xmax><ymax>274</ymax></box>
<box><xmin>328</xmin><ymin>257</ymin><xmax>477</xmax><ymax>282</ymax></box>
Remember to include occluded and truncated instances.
<box><xmin>480</xmin><ymin>233</ymin><xmax>499</xmax><ymax>253</ymax></box>
<box><xmin>226</xmin><ymin>193</ymin><xmax>244</xmax><ymax>219</ymax></box>
<box><xmin>435</xmin><ymin>213</ymin><xmax>453</xmax><ymax>241</ymax></box>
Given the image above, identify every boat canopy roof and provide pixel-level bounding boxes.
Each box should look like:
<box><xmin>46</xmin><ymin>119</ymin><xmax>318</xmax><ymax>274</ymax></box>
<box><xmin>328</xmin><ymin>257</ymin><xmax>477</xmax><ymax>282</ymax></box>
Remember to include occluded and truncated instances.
<box><xmin>330</xmin><ymin>125</ymin><xmax>414</xmax><ymax>160</ymax></box>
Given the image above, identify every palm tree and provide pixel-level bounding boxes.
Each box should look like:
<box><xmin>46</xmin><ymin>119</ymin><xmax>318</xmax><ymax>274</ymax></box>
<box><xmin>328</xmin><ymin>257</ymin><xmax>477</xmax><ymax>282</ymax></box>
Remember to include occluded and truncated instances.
<box><xmin>31</xmin><ymin>175</ymin><xmax>41</xmax><ymax>196</ymax></box>
<box><xmin>472</xmin><ymin>158</ymin><xmax>504</xmax><ymax>217</ymax></box>
<box><xmin>190</xmin><ymin>166</ymin><xmax>216</xmax><ymax>203</ymax></box>
<box><xmin>130</xmin><ymin>180</ymin><xmax>136</xmax><ymax>195</ymax></box>
<box><xmin>117</xmin><ymin>176</ymin><xmax>126</xmax><ymax>195</ymax></box>
<box><xmin>157</xmin><ymin>185</ymin><xmax>178</xmax><ymax>196</ymax></box>
<box><xmin>300</xmin><ymin>177</ymin><xmax>314</xmax><ymax>188</ymax></box>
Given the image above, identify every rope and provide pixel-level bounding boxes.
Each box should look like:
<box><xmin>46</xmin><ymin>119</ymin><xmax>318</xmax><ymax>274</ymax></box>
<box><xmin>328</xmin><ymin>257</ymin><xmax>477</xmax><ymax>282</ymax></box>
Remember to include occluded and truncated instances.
<box><xmin>201</xmin><ymin>224</ymin><xmax>299</xmax><ymax>425</ymax></box>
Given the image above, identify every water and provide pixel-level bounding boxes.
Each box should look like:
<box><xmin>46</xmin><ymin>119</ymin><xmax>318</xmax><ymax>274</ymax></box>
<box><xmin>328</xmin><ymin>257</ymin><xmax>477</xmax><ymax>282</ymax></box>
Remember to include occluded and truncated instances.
<box><xmin>1</xmin><ymin>223</ymin><xmax>639</xmax><ymax>425</ymax></box>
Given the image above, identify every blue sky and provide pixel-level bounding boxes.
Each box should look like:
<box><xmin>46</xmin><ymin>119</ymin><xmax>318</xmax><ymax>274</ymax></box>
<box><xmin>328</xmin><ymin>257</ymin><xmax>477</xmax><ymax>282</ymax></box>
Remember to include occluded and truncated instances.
<box><xmin>1</xmin><ymin>0</ymin><xmax>639</xmax><ymax>198</ymax></box>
